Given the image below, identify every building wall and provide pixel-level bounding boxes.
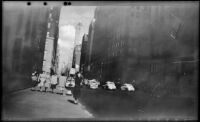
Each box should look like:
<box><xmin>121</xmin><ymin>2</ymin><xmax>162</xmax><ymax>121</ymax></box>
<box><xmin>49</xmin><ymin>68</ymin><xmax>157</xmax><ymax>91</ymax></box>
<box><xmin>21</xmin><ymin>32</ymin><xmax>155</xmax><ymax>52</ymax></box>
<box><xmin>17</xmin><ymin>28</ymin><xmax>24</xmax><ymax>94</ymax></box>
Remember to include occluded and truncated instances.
<box><xmin>85</xmin><ymin>3</ymin><xmax>198</xmax><ymax>95</ymax></box>
<box><xmin>84</xmin><ymin>18</ymin><xmax>96</xmax><ymax>77</ymax></box>
<box><xmin>2</xmin><ymin>4</ymin><xmax>50</xmax><ymax>93</ymax></box>
<box><xmin>2</xmin><ymin>3</ymin><xmax>61</xmax><ymax>94</ymax></box>
<box><xmin>80</xmin><ymin>34</ymin><xmax>88</xmax><ymax>75</ymax></box>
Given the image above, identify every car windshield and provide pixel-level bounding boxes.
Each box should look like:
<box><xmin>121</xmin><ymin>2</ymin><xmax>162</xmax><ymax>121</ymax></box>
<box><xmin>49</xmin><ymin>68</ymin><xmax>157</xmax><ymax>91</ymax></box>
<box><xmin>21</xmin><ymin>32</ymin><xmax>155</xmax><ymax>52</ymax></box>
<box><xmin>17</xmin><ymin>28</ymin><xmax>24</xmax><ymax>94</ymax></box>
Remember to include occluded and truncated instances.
<box><xmin>91</xmin><ymin>81</ymin><xmax>97</xmax><ymax>83</ymax></box>
<box><xmin>107</xmin><ymin>82</ymin><xmax>114</xmax><ymax>84</ymax></box>
<box><xmin>126</xmin><ymin>84</ymin><xmax>133</xmax><ymax>87</ymax></box>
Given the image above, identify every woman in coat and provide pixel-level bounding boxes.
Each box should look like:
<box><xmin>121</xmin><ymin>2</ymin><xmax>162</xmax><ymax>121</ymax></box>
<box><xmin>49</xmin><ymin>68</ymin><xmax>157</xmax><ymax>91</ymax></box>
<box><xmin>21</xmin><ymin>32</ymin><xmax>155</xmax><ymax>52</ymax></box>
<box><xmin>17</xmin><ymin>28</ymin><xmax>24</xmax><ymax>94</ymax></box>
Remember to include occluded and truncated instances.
<box><xmin>73</xmin><ymin>72</ymin><xmax>83</xmax><ymax>104</ymax></box>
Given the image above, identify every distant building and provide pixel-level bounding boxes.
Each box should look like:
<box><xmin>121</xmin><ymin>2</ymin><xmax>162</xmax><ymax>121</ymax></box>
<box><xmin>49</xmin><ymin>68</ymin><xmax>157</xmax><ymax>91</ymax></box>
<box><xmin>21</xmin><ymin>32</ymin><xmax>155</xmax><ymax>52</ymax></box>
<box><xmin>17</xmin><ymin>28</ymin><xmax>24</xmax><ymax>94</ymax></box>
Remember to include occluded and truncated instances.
<box><xmin>72</xmin><ymin>44</ymin><xmax>82</xmax><ymax>72</ymax></box>
<box><xmin>80</xmin><ymin>34</ymin><xmax>88</xmax><ymax>75</ymax></box>
<box><xmin>74</xmin><ymin>22</ymin><xmax>83</xmax><ymax>45</ymax></box>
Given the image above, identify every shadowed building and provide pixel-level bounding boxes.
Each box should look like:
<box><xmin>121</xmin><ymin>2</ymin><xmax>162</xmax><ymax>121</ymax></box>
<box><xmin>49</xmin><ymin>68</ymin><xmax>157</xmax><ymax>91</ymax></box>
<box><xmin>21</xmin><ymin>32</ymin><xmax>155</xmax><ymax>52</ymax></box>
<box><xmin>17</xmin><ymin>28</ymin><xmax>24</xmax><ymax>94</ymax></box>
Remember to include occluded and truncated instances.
<box><xmin>84</xmin><ymin>18</ymin><xmax>96</xmax><ymax>79</ymax></box>
<box><xmin>3</xmin><ymin>3</ymin><xmax>61</xmax><ymax>94</ymax></box>
<box><xmin>85</xmin><ymin>3</ymin><xmax>199</xmax><ymax>96</ymax></box>
<box><xmin>80</xmin><ymin>34</ymin><xmax>88</xmax><ymax>75</ymax></box>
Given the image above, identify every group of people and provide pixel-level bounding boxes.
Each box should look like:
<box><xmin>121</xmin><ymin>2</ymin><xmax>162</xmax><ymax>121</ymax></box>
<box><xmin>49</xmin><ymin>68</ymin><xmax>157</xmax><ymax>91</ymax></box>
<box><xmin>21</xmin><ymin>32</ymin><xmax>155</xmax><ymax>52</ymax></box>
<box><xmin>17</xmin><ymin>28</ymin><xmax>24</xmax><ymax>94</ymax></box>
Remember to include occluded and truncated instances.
<box><xmin>31</xmin><ymin>71</ymin><xmax>84</xmax><ymax>104</ymax></box>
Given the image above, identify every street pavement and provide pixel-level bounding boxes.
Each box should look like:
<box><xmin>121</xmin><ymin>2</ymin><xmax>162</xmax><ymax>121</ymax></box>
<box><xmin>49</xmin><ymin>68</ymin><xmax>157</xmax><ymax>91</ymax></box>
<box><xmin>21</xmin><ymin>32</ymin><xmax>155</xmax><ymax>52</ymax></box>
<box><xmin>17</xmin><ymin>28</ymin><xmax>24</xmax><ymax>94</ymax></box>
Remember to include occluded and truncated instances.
<box><xmin>2</xmin><ymin>86</ymin><xmax>197</xmax><ymax>121</ymax></box>
<box><xmin>2</xmin><ymin>88</ymin><xmax>93</xmax><ymax>120</ymax></box>
<box><xmin>79</xmin><ymin>86</ymin><xmax>198</xmax><ymax>120</ymax></box>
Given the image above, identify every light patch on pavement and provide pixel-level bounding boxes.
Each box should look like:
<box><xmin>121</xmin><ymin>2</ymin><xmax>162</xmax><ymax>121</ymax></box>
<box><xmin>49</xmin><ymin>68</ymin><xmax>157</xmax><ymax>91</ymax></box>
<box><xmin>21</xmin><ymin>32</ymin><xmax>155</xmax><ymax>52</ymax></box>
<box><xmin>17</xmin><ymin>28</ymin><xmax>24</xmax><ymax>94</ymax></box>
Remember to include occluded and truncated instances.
<box><xmin>79</xmin><ymin>104</ymin><xmax>93</xmax><ymax>118</ymax></box>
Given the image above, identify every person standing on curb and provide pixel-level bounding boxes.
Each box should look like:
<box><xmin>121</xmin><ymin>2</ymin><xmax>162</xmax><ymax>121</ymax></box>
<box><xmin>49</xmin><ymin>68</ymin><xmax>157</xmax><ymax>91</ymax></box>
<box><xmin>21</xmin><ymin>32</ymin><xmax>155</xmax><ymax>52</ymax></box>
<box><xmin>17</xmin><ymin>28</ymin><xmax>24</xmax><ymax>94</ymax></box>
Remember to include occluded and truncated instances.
<box><xmin>59</xmin><ymin>74</ymin><xmax>67</xmax><ymax>96</ymax></box>
<box><xmin>51</xmin><ymin>73</ymin><xmax>58</xmax><ymax>93</ymax></box>
<box><xmin>73</xmin><ymin>72</ymin><xmax>83</xmax><ymax>104</ymax></box>
<box><xmin>31</xmin><ymin>70</ymin><xmax>39</xmax><ymax>91</ymax></box>
<box><xmin>38</xmin><ymin>72</ymin><xmax>46</xmax><ymax>92</ymax></box>
<box><xmin>44</xmin><ymin>73</ymin><xmax>51</xmax><ymax>92</ymax></box>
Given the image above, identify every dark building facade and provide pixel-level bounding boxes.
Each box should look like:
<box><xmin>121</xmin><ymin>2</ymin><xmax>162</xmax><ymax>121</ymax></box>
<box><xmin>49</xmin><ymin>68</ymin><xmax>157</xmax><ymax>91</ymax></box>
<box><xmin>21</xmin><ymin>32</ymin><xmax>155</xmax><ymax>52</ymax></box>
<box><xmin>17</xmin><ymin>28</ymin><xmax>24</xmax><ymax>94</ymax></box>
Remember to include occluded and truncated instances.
<box><xmin>85</xmin><ymin>3</ymin><xmax>199</xmax><ymax>95</ymax></box>
<box><xmin>80</xmin><ymin>34</ymin><xmax>88</xmax><ymax>75</ymax></box>
<box><xmin>3</xmin><ymin>3</ymin><xmax>61</xmax><ymax>93</ymax></box>
<box><xmin>84</xmin><ymin>18</ymin><xmax>96</xmax><ymax>78</ymax></box>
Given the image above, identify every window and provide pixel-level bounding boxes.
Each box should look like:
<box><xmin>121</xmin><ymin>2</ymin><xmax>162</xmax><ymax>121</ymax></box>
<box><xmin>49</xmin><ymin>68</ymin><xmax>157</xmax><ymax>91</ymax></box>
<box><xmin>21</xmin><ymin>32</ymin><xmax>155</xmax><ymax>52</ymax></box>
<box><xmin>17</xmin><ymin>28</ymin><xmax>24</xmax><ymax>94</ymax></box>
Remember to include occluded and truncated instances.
<box><xmin>150</xmin><ymin>64</ymin><xmax>152</xmax><ymax>72</ymax></box>
<box><xmin>49</xmin><ymin>13</ymin><xmax>52</xmax><ymax>19</ymax></box>
<box><xmin>144</xmin><ymin>6</ymin><xmax>148</xmax><ymax>11</ymax></box>
<box><xmin>48</xmin><ymin>23</ymin><xmax>51</xmax><ymax>29</ymax></box>
<box><xmin>131</xmin><ymin>11</ymin><xmax>134</xmax><ymax>17</ymax></box>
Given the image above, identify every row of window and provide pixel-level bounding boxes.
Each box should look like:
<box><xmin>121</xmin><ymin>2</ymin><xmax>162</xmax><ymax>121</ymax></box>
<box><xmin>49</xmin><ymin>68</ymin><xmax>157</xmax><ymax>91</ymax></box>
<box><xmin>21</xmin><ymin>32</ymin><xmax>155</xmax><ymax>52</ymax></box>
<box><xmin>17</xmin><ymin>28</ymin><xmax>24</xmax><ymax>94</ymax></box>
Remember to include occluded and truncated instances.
<box><xmin>111</xmin><ymin>40</ymin><xmax>125</xmax><ymax>49</ymax></box>
<box><xmin>108</xmin><ymin>40</ymin><xmax>125</xmax><ymax>57</ymax></box>
<box><xmin>90</xmin><ymin>62</ymin><xmax>165</xmax><ymax>74</ymax></box>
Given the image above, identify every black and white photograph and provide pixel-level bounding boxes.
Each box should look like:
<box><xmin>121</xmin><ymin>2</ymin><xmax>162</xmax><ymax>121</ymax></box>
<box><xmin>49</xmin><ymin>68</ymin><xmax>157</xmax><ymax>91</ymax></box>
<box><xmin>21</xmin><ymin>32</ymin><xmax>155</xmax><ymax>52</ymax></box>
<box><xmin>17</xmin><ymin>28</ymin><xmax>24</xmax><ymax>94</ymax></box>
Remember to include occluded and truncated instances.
<box><xmin>2</xmin><ymin>1</ymin><xmax>199</xmax><ymax>121</ymax></box>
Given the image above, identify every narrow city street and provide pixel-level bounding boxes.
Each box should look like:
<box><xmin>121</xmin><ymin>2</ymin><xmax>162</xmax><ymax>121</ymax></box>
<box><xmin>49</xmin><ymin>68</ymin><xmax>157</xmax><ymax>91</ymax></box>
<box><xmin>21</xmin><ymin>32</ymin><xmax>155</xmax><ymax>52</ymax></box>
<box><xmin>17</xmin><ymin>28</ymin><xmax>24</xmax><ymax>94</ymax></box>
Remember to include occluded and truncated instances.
<box><xmin>79</xmin><ymin>86</ymin><xmax>197</xmax><ymax>120</ymax></box>
<box><xmin>2</xmin><ymin>88</ymin><xmax>93</xmax><ymax>120</ymax></box>
<box><xmin>3</xmin><ymin>2</ymin><xmax>198</xmax><ymax>121</ymax></box>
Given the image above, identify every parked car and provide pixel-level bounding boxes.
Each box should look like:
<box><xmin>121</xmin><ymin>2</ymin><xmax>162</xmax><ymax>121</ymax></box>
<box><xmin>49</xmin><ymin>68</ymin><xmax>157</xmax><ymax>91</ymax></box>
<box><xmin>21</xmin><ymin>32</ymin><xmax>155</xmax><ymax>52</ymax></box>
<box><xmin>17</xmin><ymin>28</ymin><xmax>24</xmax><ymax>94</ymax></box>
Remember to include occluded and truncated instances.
<box><xmin>65</xmin><ymin>89</ymin><xmax>72</xmax><ymax>95</ymax></box>
<box><xmin>121</xmin><ymin>83</ymin><xmax>135</xmax><ymax>92</ymax></box>
<box><xmin>65</xmin><ymin>77</ymin><xmax>75</xmax><ymax>88</ymax></box>
<box><xmin>115</xmin><ymin>81</ymin><xmax>122</xmax><ymax>89</ymax></box>
<box><xmin>103</xmin><ymin>81</ymin><xmax>116</xmax><ymax>90</ymax></box>
<box><xmin>88</xmin><ymin>79</ymin><xmax>100</xmax><ymax>89</ymax></box>
<box><xmin>83</xmin><ymin>79</ymin><xmax>89</xmax><ymax>86</ymax></box>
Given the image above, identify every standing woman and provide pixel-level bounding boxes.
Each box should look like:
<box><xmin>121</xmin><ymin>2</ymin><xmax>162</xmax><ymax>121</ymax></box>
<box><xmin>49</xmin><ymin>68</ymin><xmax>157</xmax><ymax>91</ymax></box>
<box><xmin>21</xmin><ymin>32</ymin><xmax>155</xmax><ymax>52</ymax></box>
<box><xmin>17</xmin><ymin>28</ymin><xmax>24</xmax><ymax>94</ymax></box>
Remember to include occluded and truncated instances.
<box><xmin>73</xmin><ymin>72</ymin><xmax>83</xmax><ymax>104</ymax></box>
<box><xmin>51</xmin><ymin>74</ymin><xmax>58</xmax><ymax>93</ymax></box>
<box><xmin>44</xmin><ymin>73</ymin><xmax>51</xmax><ymax>92</ymax></box>
<box><xmin>38</xmin><ymin>72</ymin><xmax>46</xmax><ymax>92</ymax></box>
<box><xmin>31</xmin><ymin>70</ymin><xmax>39</xmax><ymax>91</ymax></box>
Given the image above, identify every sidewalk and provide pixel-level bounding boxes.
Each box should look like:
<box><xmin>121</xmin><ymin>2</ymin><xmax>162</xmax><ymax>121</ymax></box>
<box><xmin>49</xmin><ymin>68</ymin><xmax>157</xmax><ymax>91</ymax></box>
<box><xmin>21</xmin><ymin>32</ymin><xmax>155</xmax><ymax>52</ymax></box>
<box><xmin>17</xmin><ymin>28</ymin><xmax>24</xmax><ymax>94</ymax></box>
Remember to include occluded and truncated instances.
<box><xmin>2</xmin><ymin>88</ymin><xmax>93</xmax><ymax>120</ymax></box>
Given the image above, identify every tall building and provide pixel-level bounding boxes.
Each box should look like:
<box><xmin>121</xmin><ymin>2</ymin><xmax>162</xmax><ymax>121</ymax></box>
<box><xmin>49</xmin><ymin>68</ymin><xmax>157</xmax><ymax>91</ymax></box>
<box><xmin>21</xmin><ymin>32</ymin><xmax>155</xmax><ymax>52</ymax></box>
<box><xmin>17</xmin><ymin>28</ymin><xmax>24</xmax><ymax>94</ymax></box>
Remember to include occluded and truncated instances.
<box><xmin>85</xmin><ymin>18</ymin><xmax>96</xmax><ymax>75</ymax></box>
<box><xmin>74</xmin><ymin>22</ymin><xmax>83</xmax><ymax>45</ymax></box>
<box><xmin>71</xmin><ymin>22</ymin><xmax>83</xmax><ymax>72</ymax></box>
<box><xmin>85</xmin><ymin>3</ymin><xmax>199</xmax><ymax>94</ymax></box>
<box><xmin>80</xmin><ymin>34</ymin><xmax>88</xmax><ymax>75</ymax></box>
<box><xmin>2</xmin><ymin>3</ymin><xmax>57</xmax><ymax>93</ymax></box>
<box><xmin>72</xmin><ymin>44</ymin><xmax>82</xmax><ymax>72</ymax></box>
<box><xmin>42</xmin><ymin>7</ymin><xmax>61</xmax><ymax>74</ymax></box>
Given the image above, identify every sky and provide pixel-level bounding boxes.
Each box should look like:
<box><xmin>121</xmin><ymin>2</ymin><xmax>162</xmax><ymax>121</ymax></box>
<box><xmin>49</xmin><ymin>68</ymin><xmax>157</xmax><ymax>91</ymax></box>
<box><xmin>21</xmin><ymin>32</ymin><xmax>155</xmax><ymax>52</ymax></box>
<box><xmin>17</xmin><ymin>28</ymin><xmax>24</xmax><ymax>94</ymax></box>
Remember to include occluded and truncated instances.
<box><xmin>58</xmin><ymin>6</ymin><xmax>96</xmax><ymax>74</ymax></box>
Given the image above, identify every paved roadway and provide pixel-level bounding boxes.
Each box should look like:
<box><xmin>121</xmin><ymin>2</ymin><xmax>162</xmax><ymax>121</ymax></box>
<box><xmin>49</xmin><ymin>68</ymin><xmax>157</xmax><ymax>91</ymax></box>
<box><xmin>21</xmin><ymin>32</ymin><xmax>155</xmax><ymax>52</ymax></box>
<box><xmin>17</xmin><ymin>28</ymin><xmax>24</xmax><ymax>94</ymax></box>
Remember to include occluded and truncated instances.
<box><xmin>2</xmin><ymin>86</ymin><xmax>197</xmax><ymax>121</ymax></box>
<box><xmin>2</xmin><ymin>88</ymin><xmax>93</xmax><ymax>120</ymax></box>
<box><xmin>79</xmin><ymin>86</ymin><xmax>198</xmax><ymax>120</ymax></box>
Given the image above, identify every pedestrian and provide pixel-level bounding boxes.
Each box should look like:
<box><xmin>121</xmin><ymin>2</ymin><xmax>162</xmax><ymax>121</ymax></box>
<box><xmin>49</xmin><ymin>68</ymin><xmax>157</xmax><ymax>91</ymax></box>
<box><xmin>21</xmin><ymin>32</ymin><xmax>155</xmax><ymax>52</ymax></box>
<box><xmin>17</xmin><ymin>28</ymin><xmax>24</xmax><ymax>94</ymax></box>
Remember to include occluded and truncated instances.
<box><xmin>50</xmin><ymin>74</ymin><xmax>58</xmax><ymax>93</ymax></box>
<box><xmin>31</xmin><ymin>71</ymin><xmax>39</xmax><ymax>91</ymax></box>
<box><xmin>65</xmin><ymin>75</ymin><xmax>74</xmax><ymax>95</ymax></box>
<box><xmin>73</xmin><ymin>72</ymin><xmax>83</xmax><ymax>104</ymax></box>
<box><xmin>38</xmin><ymin>72</ymin><xmax>46</xmax><ymax>92</ymax></box>
<box><xmin>59</xmin><ymin>74</ymin><xmax>67</xmax><ymax>95</ymax></box>
<box><xmin>44</xmin><ymin>73</ymin><xmax>51</xmax><ymax>92</ymax></box>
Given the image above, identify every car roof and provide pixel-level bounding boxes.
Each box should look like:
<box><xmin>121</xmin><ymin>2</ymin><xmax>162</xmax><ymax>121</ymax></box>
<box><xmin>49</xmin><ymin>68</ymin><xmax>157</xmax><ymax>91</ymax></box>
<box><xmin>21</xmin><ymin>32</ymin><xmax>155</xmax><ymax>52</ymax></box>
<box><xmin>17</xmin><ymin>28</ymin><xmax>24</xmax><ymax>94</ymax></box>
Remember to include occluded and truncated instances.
<box><xmin>107</xmin><ymin>81</ymin><xmax>114</xmax><ymax>84</ymax></box>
